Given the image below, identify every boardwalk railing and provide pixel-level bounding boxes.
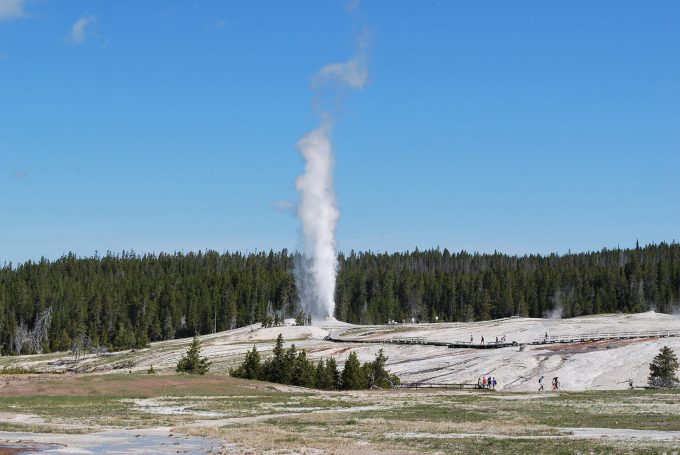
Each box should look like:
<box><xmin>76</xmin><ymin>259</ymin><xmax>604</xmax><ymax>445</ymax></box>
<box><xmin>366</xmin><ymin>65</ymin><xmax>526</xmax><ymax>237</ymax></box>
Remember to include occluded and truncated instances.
<box><xmin>396</xmin><ymin>382</ymin><xmax>480</xmax><ymax>390</ymax></box>
<box><xmin>328</xmin><ymin>328</ymin><xmax>680</xmax><ymax>350</ymax></box>
<box><xmin>391</xmin><ymin>336</ymin><xmax>427</xmax><ymax>344</ymax></box>
<box><xmin>448</xmin><ymin>340</ymin><xmax>516</xmax><ymax>349</ymax></box>
<box><xmin>530</xmin><ymin>329</ymin><xmax>680</xmax><ymax>345</ymax></box>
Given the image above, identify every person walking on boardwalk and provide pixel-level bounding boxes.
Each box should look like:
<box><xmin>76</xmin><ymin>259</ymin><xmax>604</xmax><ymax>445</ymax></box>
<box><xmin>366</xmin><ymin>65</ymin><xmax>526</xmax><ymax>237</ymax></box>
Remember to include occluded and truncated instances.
<box><xmin>481</xmin><ymin>336</ymin><xmax>485</xmax><ymax>345</ymax></box>
<box><xmin>552</xmin><ymin>377</ymin><xmax>559</xmax><ymax>391</ymax></box>
<box><xmin>477</xmin><ymin>377</ymin><xmax>482</xmax><ymax>388</ymax></box>
<box><xmin>538</xmin><ymin>376</ymin><xmax>544</xmax><ymax>391</ymax></box>
<box><xmin>482</xmin><ymin>377</ymin><xmax>487</xmax><ymax>388</ymax></box>
<box><xmin>470</xmin><ymin>334</ymin><xmax>473</xmax><ymax>344</ymax></box>
<box><xmin>492</xmin><ymin>377</ymin><xmax>497</xmax><ymax>389</ymax></box>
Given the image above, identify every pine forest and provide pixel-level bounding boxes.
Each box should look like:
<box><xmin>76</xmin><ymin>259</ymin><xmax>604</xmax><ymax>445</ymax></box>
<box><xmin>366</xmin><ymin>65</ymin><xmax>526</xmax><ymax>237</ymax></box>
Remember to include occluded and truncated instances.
<box><xmin>0</xmin><ymin>242</ymin><xmax>679</xmax><ymax>355</ymax></box>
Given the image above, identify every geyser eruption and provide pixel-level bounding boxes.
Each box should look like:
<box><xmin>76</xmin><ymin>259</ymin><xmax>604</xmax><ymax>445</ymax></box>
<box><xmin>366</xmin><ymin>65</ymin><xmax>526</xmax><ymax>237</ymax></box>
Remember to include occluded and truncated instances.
<box><xmin>295</xmin><ymin>11</ymin><xmax>368</xmax><ymax>318</ymax></box>
<box><xmin>293</xmin><ymin>17</ymin><xmax>368</xmax><ymax>319</ymax></box>
<box><xmin>295</xmin><ymin>120</ymin><xmax>339</xmax><ymax>318</ymax></box>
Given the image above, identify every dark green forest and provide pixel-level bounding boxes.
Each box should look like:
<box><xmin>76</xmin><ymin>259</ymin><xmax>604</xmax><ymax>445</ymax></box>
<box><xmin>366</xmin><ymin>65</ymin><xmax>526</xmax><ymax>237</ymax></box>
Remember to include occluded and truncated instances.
<box><xmin>1</xmin><ymin>243</ymin><xmax>679</xmax><ymax>355</ymax></box>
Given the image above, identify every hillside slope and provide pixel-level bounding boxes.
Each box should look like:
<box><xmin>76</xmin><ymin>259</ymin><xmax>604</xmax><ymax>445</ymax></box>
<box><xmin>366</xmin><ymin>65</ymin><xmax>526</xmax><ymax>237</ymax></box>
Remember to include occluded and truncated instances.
<box><xmin>2</xmin><ymin>312</ymin><xmax>679</xmax><ymax>391</ymax></box>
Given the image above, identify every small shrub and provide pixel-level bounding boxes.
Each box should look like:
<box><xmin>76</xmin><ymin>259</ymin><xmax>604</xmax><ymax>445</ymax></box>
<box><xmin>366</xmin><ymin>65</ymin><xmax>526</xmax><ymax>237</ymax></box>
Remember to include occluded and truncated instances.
<box><xmin>1</xmin><ymin>366</ymin><xmax>37</xmax><ymax>375</ymax></box>
<box><xmin>176</xmin><ymin>335</ymin><xmax>211</xmax><ymax>375</ymax></box>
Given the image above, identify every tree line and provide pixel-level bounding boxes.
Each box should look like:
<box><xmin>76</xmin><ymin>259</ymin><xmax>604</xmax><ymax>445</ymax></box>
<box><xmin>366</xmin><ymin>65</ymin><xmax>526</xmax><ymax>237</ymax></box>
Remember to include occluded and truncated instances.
<box><xmin>0</xmin><ymin>250</ymin><xmax>297</xmax><ymax>355</ymax></box>
<box><xmin>1</xmin><ymin>242</ymin><xmax>679</xmax><ymax>355</ymax></box>
<box><xmin>335</xmin><ymin>242</ymin><xmax>680</xmax><ymax>324</ymax></box>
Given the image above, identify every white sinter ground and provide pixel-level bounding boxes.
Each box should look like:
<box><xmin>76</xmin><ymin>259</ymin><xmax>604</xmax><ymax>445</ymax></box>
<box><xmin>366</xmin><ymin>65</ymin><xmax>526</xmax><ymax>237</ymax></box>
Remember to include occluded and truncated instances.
<box><xmin>5</xmin><ymin>312</ymin><xmax>679</xmax><ymax>392</ymax></box>
<box><xmin>317</xmin><ymin>312</ymin><xmax>680</xmax><ymax>391</ymax></box>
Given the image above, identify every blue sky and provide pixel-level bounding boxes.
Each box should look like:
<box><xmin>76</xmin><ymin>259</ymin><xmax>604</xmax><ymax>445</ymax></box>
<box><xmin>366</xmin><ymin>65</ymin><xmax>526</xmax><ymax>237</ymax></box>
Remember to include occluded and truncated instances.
<box><xmin>1</xmin><ymin>0</ymin><xmax>678</xmax><ymax>264</ymax></box>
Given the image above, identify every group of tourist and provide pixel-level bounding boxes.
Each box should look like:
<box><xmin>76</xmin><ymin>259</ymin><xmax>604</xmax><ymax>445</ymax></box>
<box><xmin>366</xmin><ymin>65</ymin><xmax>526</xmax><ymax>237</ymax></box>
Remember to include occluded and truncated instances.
<box><xmin>538</xmin><ymin>375</ymin><xmax>560</xmax><ymax>391</ymax></box>
<box><xmin>470</xmin><ymin>335</ymin><xmax>507</xmax><ymax>345</ymax></box>
<box><xmin>478</xmin><ymin>376</ymin><xmax>497</xmax><ymax>389</ymax></box>
<box><xmin>552</xmin><ymin>376</ymin><xmax>560</xmax><ymax>390</ymax></box>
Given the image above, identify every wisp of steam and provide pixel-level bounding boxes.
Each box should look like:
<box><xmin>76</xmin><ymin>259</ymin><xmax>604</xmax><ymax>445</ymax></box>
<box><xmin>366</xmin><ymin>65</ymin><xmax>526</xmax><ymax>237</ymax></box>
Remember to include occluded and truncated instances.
<box><xmin>294</xmin><ymin>35</ymin><xmax>368</xmax><ymax>319</ymax></box>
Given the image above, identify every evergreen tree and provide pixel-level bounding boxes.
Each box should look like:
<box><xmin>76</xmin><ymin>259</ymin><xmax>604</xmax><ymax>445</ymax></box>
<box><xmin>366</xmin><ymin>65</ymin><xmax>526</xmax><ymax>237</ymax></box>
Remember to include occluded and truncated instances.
<box><xmin>292</xmin><ymin>350</ymin><xmax>315</xmax><ymax>387</ymax></box>
<box><xmin>326</xmin><ymin>357</ymin><xmax>340</xmax><ymax>390</ymax></box>
<box><xmin>364</xmin><ymin>349</ymin><xmax>396</xmax><ymax>389</ymax></box>
<box><xmin>55</xmin><ymin>328</ymin><xmax>71</xmax><ymax>352</ymax></box>
<box><xmin>648</xmin><ymin>346</ymin><xmax>679</xmax><ymax>388</ymax></box>
<box><xmin>176</xmin><ymin>335</ymin><xmax>211</xmax><ymax>375</ymax></box>
<box><xmin>315</xmin><ymin>360</ymin><xmax>328</xmax><ymax>389</ymax></box>
<box><xmin>281</xmin><ymin>344</ymin><xmax>297</xmax><ymax>384</ymax></box>
<box><xmin>340</xmin><ymin>351</ymin><xmax>367</xmax><ymax>390</ymax></box>
<box><xmin>231</xmin><ymin>345</ymin><xmax>261</xmax><ymax>380</ymax></box>
<box><xmin>264</xmin><ymin>333</ymin><xmax>286</xmax><ymax>383</ymax></box>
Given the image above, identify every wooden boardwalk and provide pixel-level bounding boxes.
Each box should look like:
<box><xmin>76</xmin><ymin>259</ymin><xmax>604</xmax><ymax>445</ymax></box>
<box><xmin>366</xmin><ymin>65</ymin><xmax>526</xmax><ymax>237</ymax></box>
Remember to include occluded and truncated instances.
<box><xmin>327</xmin><ymin>328</ymin><xmax>680</xmax><ymax>350</ymax></box>
<box><xmin>528</xmin><ymin>329</ymin><xmax>680</xmax><ymax>345</ymax></box>
<box><xmin>448</xmin><ymin>341</ymin><xmax>517</xmax><ymax>349</ymax></box>
<box><xmin>395</xmin><ymin>382</ymin><xmax>480</xmax><ymax>390</ymax></box>
<box><xmin>326</xmin><ymin>331</ymin><xmax>515</xmax><ymax>349</ymax></box>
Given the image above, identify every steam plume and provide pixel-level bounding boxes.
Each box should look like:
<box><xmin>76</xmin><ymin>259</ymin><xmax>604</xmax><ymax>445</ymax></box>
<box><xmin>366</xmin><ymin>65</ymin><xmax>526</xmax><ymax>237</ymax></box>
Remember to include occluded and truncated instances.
<box><xmin>295</xmin><ymin>120</ymin><xmax>339</xmax><ymax>318</ymax></box>
<box><xmin>545</xmin><ymin>290</ymin><xmax>565</xmax><ymax>319</ymax></box>
<box><xmin>313</xmin><ymin>57</ymin><xmax>368</xmax><ymax>90</ymax></box>
<box><xmin>294</xmin><ymin>32</ymin><xmax>368</xmax><ymax>318</ymax></box>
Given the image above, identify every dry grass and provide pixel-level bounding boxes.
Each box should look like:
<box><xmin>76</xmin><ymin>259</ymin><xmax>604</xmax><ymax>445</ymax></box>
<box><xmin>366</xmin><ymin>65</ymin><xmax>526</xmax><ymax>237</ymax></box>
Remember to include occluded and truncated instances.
<box><xmin>1</xmin><ymin>374</ymin><xmax>680</xmax><ymax>454</ymax></box>
<box><xmin>0</xmin><ymin>373</ymin><xmax>273</xmax><ymax>398</ymax></box>
<box><xmin>182</xmin><ymin>423</ymin><xmax>418</xmax><ymax>455</ymax></box>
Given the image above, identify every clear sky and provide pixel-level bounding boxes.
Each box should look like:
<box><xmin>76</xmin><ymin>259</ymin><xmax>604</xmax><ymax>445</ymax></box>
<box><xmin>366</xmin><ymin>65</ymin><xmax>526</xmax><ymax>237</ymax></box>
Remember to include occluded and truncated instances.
<box><xmin>1</xmin><ymin>0</ymin><xmax>678</xmax><ymax>265</ymax></box>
